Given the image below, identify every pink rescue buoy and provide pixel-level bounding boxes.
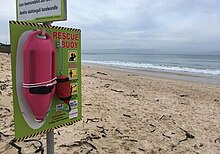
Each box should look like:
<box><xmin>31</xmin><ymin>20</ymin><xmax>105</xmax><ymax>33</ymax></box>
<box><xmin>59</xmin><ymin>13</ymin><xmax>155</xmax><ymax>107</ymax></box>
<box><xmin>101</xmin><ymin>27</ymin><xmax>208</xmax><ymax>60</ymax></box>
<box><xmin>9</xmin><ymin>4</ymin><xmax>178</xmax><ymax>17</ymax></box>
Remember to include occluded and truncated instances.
<box><xmin>23</xmin><ymin>31</ymin><xmax>56</xmax><ymax>122</ymax></box>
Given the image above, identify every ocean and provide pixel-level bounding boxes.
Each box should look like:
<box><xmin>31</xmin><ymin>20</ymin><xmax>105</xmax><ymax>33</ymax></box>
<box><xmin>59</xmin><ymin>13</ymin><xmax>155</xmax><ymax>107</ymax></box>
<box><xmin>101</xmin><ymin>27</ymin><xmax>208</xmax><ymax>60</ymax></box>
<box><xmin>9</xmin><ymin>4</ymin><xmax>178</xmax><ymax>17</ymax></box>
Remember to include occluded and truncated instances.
<box><xmin>82</xmin><ymin>49</ymin><xmax>220</xmax><ymax>82</ymax></box>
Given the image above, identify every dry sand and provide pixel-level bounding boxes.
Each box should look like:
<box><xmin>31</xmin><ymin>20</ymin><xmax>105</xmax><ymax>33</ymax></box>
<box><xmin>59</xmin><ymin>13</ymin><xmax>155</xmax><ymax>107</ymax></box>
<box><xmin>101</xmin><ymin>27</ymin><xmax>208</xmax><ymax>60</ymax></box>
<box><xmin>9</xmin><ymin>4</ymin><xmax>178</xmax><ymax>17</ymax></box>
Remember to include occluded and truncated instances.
<box><xmin>0</xmin><ymin>52</ymin><xmax>220</xmax><ymax>154</ymax></box>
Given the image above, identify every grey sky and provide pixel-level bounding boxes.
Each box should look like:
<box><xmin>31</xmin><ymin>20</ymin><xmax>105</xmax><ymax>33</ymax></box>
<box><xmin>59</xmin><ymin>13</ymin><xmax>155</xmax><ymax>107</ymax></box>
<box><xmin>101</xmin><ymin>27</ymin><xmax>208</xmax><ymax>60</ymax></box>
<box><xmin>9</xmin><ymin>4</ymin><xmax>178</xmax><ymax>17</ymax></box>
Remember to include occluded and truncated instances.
<box><xmin>1</xmin><ymin>0</ymin><xmax>220</xmax><ymax>52</ymax></box>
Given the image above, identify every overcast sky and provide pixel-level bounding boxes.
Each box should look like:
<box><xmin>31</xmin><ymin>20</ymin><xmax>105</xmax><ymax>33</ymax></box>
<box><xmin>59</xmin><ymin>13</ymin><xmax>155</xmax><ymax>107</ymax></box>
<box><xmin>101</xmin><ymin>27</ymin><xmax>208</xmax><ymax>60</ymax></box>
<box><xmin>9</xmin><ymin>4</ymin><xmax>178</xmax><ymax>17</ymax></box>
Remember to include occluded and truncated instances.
<box><xmin>1</xmin><ymin>0</ymin><xmax>220</xmax><ymax>52</ymax></box>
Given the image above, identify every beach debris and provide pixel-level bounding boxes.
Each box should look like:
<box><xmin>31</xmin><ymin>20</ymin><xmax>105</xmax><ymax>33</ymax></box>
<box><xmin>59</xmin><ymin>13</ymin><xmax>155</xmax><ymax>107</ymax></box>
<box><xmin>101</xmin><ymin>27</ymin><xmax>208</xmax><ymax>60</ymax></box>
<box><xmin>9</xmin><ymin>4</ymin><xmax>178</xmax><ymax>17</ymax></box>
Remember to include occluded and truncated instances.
<box><xmin>149</xmin><ymin>124</ymin><xmax>155</xmax><ymax>127</ymax></box>
<box><xmin>126</xmin><ymin>139</ymin><xmax>138</xmax><ymax>142</ymax></box>
<box><xmin>127</xmin><ymin>74</ymin><xmax>139</xmax><ymax>77</ymax></box>
<box><xmin>159</xmin><ymin>115</ymin><xmax>165</xmax><ymax>120</ymax></box>
<box><xmin>9</xmin><ymin>139</ymin><xmax>44</xmax><ymax>154</ymax></box>
<box><xmin>59</xmin><ymin>138</ymin><xmax>98</xmax><ymax>153</ymax></box>
<box><xmin>193</xmin><ymin>143</ymin><xmax>203</xmax><ymax>149</ymax></box>
<box><xmin>89</xmin><ymin>133</ymin><xmax>101</xmax><ymax>140</ymax></box>
<box><xmin>150</xmin><ymin>129</ymin><xmax>156</xmax><ymax>133</ymax></box>
<box><xmin>7</xmin><ymin>92</ymin><xmax>12</xmax><ymax>96</ymax></box>
<box><xmin>119</xmin><ymin>135</ymin><xmax>130</xmax><ymax>139</ymax></box>
<box><xmin>163</xmin><ymin>133</ymin><xmax>171</xmax><ymax>139</ymax></box>
<box><xmin>170</xmin><ymin>144</ymin><xmax>176</xmax><ymax>151</ymax></box>
<box><xmin>85</xmin><ymin>148</ymin><xmax>94</xmax><ymax>154</ymax></box>
<box><xmin>124</xmin><ymin>94</ymin><xmax>138</xmax><ymax>98</ymax></box>
<box><xmin>4</xmin><ymin>107</ymin><xmax>10</xmax><ymax>113</ymax></box>
<box><xmin>149</xmin><ymin>124</ymin><xmax>156</xmax><ymax>133</ymax></box>
<box><xmin>83</xmin><ymin>133</ymin><xmax>102</xmax><ymax>141</ymax></box>
<box><xmin>9</xmin><ymin>140</ymin><xmax>22</xmax><ymax>154</ymax></box>
<box><xmin>214</xmin><ymin>138</ymin><xmax>220</xmax><ymax>143</ymax></box>
<box><xmin>123</xmin><ymin>114</ymin><xmax>131</xmax><ymax>118</ymax></box>
<box><xmin>180</xmin><ymin>94</ymin><xmax>189</xmax><ymax>97</ymax></box>
<box><xmin>24</xmin><ymin>139</ymin><xmax>44</xmax><ymax>154</ymax></box>
<box><xmin>0</xmin><ymin>132</ymin><xmax>10</xmax><ymax>139</ymax></box>
<box><xmin>111</xmin><ymin>89</ymin><xmax>123</xmax><ymax>93</ymax></box>
<box><xmin>85</xmin><ymin>118</ymin><xmax>99</xmax><ymax>123</ymax></box>
<box><xmin>103</xmin><ymin>84</ymin><xmax>110</xmax><ymax>88</ymax></box>
<box><xmin>59</xmin><ymin>142</ymin><xmax>80</xmax><ymax>148</ymax></box>
<box><xmin>172</xmin><ymin>119</ymin><xmax>176</xmax><ymax>124</ymax></box>
<box><xmin>178</xmin><ymin>127</ymin><xmax>195</xmax><ymax>144</ymax></box>
<box><xmin>85</xmin><ymin>103</ymin><xmax>92</xmax><ymax>106</ymax></box>
<box><xmin>86</xmin><ymin>74</ymin><xmax>97</xmax><ymax>78</ymax></box>
<box><xmin>97</xmin><ymin>71</ymin><xmax>107</xmax><ymax>76</ymax></box>
<box><xmin>0</xmin><ymin>83</ymin><xmax>7</xmax><ymax>91</ymax></box>
<box><xmin>10</xmin><ymin>122</ymin><xmax>14</xmax><ymax>127</ymax></box>
<box><xmin>214</xmin><ymin>99</ymin><xmax>219</xmax><ymax>102</ymax></box>
<box><xmin>96</xmin><ymin>126</ymin><xmax>108</xmax><ymax>135</ymax></box>
<box><xmin>138</xmin><ymin>148</ymin><xmax>145</xmax><ymax>152</ymax></box>
<box><xmin>115</xmin><ymin>128</ymin><xmax>123</xmax><ymax>134</ymax></box>
<box><xmin>158</xmin><ymin>115</ymin><xmax>176</xmax><ymax>124</ymax></box>
<box><xmin>199</xmin><ymin>143</ymin><xmax>203</xmax><ymax>147</ymax></box>
<box><xmin>85</xmin><ymin>142</ymin><xmax>97</xmax><ymax>150</ymax></box>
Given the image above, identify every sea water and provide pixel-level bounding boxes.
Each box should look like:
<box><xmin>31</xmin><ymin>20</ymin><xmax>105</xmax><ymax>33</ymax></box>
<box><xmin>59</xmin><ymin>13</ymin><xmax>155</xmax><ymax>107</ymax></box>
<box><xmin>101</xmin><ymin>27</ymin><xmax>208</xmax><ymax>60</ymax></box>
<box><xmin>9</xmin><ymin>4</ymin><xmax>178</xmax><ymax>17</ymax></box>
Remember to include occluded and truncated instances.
<box><xmin>82</xmin><ymin>49</ymin><xmax>220</xmax><ymax>83</ymax></box>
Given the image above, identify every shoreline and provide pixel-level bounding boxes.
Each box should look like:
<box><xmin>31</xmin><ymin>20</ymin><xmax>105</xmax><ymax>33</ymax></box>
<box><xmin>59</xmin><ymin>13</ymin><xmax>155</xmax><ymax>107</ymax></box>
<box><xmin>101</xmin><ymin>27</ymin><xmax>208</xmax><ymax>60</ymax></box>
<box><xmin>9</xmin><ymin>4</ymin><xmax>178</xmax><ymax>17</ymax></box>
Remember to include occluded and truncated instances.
<box><xmin>83</xmin><ymin>62</ymin><xmax>220</xmax><ymax>85</ymax></box>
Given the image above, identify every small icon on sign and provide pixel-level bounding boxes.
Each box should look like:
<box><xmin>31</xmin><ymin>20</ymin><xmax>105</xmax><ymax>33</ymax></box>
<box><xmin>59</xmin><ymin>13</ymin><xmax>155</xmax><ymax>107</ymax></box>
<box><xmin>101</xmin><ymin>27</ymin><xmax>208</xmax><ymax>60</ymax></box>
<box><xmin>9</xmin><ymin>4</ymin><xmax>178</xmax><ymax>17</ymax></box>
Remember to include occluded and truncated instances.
<box><xmin>68</xmin><ymin>51</ymin><xmax>77</xmax><ymax>62</ymax></box>
<box><xmin>68</xmin><ymin>68</ymin><xmax>77</xmax><ymax>79</ymax></box>
<box><xmin>71</xmin><ymin>83</ymin><xmax>77</xmax><ymax>95</ymax></box>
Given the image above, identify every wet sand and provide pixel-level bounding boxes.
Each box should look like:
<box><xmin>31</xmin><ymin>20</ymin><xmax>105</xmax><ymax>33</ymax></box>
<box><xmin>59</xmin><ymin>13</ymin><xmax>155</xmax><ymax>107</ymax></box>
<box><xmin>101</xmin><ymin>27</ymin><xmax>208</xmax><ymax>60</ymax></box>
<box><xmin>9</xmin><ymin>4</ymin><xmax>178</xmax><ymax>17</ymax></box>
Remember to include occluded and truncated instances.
<box><xmin>0</xmin><ymin>53</ymin><xmax>220</xmax><ymax>153</ymax></box>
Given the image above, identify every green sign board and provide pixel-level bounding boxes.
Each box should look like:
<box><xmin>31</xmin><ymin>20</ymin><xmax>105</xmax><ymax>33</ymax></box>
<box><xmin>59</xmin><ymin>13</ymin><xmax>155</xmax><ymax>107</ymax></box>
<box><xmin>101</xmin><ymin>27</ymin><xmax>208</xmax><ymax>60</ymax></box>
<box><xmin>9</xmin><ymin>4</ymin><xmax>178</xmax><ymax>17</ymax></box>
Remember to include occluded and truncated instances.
<box><xmin>9</xmin><ymin>20</ymin><xmax>81</xmax><ymax>141</ymax></box>
<box><xmin>16</xmin><ymin>0</ymin><xmax>67</xmax><ymax>23</ymax></box>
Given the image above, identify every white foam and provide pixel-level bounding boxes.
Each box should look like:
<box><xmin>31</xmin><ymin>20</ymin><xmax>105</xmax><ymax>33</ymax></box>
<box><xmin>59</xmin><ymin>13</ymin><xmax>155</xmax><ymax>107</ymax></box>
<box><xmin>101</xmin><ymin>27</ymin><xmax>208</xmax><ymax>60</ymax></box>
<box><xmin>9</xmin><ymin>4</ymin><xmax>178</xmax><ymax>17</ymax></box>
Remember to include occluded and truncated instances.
<box><xmin>83</xmin><ymin>60</ymin><xmax>220</xmax><ymax>75</ymax></box>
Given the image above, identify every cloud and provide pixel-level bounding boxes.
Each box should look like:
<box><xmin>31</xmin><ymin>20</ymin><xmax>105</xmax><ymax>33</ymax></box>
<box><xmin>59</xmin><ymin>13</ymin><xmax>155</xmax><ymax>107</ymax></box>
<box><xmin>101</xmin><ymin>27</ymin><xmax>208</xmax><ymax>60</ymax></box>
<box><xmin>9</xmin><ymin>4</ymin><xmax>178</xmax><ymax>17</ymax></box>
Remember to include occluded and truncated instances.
<box><xmin>0</xmin><ymin>1</ymin><xmax>15</xmax><ymax>19</ymax></box>
<box><xmin>0</xmin><ymin>1</ymin><xmax>16</xmax><ymax>43</ymax></box>
<box><xmin>1</xmin><ymin>0</ymin><xmax>220</xmax><ymax>51</ymax></box>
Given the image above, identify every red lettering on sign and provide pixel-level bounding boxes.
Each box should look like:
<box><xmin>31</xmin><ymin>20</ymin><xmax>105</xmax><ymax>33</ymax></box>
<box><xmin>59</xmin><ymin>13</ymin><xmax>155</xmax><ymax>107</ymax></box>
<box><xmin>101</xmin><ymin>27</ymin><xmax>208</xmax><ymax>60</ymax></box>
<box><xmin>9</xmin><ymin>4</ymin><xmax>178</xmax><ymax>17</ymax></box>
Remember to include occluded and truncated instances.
<box><xmin>53</xmin><ymin>32</ymin><xmax>57</xmax><ymax>39</ymax></box>
<box><xmin>62</xmin><ymin>32</ymin><xmax>66</xmax><ymax>40</ymax></box>
<box><xmin>58</xmin><ymin>32</ymin><xmax>61</xmax><ymax>39</ymax></box>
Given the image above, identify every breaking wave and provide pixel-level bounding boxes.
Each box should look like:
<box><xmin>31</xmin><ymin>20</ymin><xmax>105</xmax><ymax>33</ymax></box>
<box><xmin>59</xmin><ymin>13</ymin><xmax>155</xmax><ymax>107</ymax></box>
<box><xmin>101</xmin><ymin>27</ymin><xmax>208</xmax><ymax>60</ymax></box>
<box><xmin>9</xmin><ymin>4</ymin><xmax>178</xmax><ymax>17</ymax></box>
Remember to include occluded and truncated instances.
<box><xmin>83</xmin><ymin>60</ymin><xmax>220</xmax><ymax>75</ymax></box>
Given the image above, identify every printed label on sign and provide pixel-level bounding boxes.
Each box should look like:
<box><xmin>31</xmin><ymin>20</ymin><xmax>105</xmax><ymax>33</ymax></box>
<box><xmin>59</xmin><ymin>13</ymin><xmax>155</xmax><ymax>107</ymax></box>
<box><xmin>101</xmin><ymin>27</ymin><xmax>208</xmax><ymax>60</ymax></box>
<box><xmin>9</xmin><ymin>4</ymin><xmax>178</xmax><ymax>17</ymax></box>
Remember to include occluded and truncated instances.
<box><xmin>69</xmin><ymin>109</ymin><xmax>78</xmax><ymax>119</ymax></box>
<box><xmin>56</xmin><ymin>104</ymin><xmax>64</xmax><ymax>111</ymax></box>
<box><xmin>69</xmin><ymin>100</ymin><xmax>78</xmax><ymax>109</ymax></box>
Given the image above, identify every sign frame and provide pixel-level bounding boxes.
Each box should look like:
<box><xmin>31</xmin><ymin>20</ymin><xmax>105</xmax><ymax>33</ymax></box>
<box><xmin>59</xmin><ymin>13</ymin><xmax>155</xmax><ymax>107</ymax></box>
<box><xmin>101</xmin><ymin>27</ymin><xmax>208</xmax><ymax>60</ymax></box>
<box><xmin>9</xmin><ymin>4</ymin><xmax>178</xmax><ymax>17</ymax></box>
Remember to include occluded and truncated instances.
<box><xmin>16</xmin><ymin>0</ymin><xmax>67</xmax><ymax>23</ymax></box>
<box><xmin>9</xmin><ymin>20</ymin><xmax>82</xmax><ymax>141</ymax></box>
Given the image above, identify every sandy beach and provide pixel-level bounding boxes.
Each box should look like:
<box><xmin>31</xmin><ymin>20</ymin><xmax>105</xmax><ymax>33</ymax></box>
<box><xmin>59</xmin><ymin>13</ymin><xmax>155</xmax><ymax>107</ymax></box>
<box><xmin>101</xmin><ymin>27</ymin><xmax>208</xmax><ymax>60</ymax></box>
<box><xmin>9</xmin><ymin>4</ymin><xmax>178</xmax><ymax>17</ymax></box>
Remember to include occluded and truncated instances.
<box><xmin>0</xmin><ymin>52</ymin><xmax>220</xmax><ymax>154</ymax></box>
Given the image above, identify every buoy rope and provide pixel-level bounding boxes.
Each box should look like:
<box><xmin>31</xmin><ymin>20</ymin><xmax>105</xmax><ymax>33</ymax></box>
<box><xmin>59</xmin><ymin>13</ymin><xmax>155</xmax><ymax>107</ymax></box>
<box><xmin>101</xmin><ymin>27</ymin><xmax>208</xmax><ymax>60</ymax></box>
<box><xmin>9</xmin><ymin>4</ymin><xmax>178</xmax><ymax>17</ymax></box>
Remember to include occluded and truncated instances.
<box><xmin>23</xmin><ymin>77</ymin><xmax>57</xmax><ymax>86</ymax></box>
<box><xmin>23</xmin><ymin>77</ymin><xmax>57</xmax><ymax>88</ymax></box>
